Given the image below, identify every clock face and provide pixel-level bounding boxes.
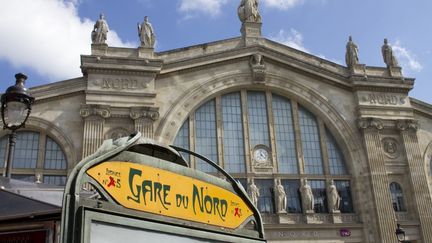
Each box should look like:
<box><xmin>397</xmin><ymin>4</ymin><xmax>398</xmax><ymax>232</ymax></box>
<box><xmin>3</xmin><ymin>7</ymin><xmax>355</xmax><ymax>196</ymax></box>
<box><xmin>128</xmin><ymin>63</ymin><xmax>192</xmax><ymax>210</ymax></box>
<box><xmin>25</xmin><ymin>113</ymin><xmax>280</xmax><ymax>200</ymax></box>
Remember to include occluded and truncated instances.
<box><xmin>254</xmin><ymin>148</ymin><xmax>268</xmax><ymax>163</ymax></box>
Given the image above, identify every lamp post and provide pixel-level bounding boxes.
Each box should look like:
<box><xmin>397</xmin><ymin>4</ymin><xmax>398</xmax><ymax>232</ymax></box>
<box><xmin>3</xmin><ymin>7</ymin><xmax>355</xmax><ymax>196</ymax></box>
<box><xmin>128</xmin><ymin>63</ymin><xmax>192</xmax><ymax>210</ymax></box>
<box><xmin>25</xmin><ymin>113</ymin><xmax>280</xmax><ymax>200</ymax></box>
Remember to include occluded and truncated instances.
<box><xmin>1</xmin><ymin>73</ymin><xmax>35</xmax><ymax>178</ymax></box>
<box><xmin>395</xmin><ymin>223</ymin><xmax>406</xmax><ymax>242</ymax></box>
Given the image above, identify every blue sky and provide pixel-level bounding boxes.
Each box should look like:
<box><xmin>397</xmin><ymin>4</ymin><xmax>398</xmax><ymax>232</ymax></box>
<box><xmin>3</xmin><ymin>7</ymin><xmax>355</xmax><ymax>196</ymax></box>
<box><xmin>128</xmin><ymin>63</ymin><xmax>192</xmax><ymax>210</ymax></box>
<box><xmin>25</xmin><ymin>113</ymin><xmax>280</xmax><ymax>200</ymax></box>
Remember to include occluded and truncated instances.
<box><xmin>1</xmin><ymin>0</ymin><xmax>431</xmax><ymax>103</ymax></box>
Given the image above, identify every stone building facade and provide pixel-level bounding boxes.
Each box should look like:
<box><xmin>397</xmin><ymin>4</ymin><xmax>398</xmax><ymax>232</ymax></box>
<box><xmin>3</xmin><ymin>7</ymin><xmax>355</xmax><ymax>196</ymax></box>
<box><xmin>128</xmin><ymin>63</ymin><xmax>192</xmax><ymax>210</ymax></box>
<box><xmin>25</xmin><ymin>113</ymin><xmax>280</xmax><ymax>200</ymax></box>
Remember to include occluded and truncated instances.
<box><xmin>1</xmin><ymin>8</ymin><xmax>432</xmax><ymax>243</ymax></box>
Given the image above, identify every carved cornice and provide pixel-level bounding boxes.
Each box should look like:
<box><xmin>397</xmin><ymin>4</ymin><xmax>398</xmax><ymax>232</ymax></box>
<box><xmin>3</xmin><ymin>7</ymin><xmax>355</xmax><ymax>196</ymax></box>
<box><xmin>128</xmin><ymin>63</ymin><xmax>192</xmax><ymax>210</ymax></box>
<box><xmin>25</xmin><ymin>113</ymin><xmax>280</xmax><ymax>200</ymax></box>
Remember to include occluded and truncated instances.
<box><xmin>357</xmin><ymin>118</ymin><xmax>384</xmax><ymax>130</ymax></box>
<box><xmin>130</xmin><ymin>107</ymin><xmax>159</xmax><ymax>121</ymax></box>
<box><xmin>396</xmin><ymin>119</ymin><xmax>418</xmax><ymax>131</ymax></box>
<box><xmin>80</xmin><ymin>104</ymin><xmax>111</xmax><ymax>119</ymax></box>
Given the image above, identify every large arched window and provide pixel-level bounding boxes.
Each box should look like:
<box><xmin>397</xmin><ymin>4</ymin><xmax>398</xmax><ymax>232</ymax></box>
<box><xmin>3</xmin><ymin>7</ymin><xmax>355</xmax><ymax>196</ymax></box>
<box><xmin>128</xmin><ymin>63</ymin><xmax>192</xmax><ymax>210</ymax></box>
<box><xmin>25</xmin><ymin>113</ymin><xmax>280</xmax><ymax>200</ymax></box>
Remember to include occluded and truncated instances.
<box><xmin>390</xmin><ymin>182</ymin><xmax>406</xmax><ymax>212</ymax></box>
<box><xmin>174</xmin><ymin>90</ymin><xmax>353</xmax><ymax>214</ymax></box>
<box><xmin>0</xmin><ymin>131</ymin><xmax>68</xmax><ymax>186</ymax></box>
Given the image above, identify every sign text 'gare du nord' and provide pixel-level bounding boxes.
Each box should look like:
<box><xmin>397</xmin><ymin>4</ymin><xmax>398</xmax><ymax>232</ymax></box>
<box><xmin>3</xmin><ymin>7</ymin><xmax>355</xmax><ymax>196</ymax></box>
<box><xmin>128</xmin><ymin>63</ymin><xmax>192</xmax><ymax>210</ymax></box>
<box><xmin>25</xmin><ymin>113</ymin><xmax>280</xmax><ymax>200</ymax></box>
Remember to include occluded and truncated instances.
<box><xmin>87</xmin><ymin>162</ymin><xmax>253</xmax><ymax>229</ymax></box>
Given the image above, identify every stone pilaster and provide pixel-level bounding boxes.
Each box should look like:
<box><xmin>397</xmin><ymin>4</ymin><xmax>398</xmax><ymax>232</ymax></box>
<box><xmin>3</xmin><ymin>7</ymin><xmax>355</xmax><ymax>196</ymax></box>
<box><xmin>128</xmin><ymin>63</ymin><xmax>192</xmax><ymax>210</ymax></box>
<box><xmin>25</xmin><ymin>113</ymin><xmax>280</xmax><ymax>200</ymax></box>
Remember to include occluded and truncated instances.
<box><xmin>80</xmin><ymin>105</ymin><xmax>111</xmax><ymax>157</ymax></box>
<box><xmin>241</xmin><ymin>21</ymin><xmax>262</xmax><ymax>46</ymax></box>
<box><xmin>397</xmin><ymin>119</ymin><xmax>432</xmax><ymax>242</ymax></box>
<box><xmin>357</xmin><ymin>118</ymin><xmax>398</xmax><ymax>243</ymax></box>
<box><xmin>130</xmin><ymin>107</ymin><xmax>159</xmax><ymax>139</ymax></box>
<box><xmin>138</xmin><ymin>46</ymin><xmax>154</xmax><ymax>59</ymax></box>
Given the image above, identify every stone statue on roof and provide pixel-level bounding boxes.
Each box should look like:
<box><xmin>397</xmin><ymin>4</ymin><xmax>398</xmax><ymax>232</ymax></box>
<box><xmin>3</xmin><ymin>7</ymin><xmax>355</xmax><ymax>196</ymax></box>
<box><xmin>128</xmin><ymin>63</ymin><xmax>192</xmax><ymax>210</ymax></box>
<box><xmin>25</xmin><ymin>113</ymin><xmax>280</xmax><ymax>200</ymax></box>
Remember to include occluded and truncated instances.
<box><xmin>345</xmin><ymin>36</ymin><xmax>359</xmax><ymax>67</ymax></box>
<box><xmin>238</xmin><ymin>0</ymin><xmax>261</xmax><ymax>23</ymax></box>
<box><xmin>92</xmin><ymin>14</ymin><xmax>109</xmax><ymax>44</ymax></box>
<box><xmin>137</xmin><ymin>16</ymin><xmax>156</xmax><ymax>48</ymax></box>
<box><xmin>381</xmin><ymin>38</ymin><xmax>399</xmax><ymax>67</ymax></box>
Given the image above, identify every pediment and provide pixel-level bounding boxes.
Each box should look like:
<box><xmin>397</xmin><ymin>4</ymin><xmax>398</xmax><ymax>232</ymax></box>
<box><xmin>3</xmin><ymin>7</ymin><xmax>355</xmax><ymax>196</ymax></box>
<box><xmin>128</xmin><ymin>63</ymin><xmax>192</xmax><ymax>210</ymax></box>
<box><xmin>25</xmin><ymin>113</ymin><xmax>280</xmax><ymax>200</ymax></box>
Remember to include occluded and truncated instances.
<box><xmin>158</xmin><ymin>37</ymin><xmax>351</xmax><ymax>89</ymax></box>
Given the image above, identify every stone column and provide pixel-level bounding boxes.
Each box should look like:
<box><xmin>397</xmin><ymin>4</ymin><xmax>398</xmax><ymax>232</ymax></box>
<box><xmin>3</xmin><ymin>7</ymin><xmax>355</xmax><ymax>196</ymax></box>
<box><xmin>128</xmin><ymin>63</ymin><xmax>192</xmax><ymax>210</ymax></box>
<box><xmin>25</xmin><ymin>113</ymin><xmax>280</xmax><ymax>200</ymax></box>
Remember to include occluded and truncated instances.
<box><xmin>397</xmin><ymin>120</ymin><xmax>432</xmax><ymax>242</ymax></box>
<box><xmin>130</xmin><ymin>107</ymin><xmax>159</xmax><ymax>139</ymax></box>
<box><xmin>357</xmin><ymin>118</ymin><xmax>398</xmax><ymax>243</ymax></box>
<box><xmin>80</xmin><ymin>105</ymin><xmax>111</xmax><ymax>158</ymax></box>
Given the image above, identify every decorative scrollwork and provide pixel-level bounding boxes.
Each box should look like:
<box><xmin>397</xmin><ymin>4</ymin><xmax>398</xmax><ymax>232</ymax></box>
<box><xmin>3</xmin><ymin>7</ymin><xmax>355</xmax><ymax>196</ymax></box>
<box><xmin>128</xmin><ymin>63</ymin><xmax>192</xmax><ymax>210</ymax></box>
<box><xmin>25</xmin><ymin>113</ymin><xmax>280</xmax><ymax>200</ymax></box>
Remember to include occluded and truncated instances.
<box><xmin>130</xmin><ymin>107</ymin><xmax>160</xmax><ymax>121</ymax></box>
<box><xmin>396</xmin><ymin>119</ymin><xmax>418</xmax><ymax>131</ymax></box>
<box><xmin>80</xmin><ymin>105</ymin><xmax>111</xmax><ymax>119</ymax></box>
<box><xmin>357</xmin><ymin>118</ymin><xmax>383</xmax><ymax>130</ymax></box>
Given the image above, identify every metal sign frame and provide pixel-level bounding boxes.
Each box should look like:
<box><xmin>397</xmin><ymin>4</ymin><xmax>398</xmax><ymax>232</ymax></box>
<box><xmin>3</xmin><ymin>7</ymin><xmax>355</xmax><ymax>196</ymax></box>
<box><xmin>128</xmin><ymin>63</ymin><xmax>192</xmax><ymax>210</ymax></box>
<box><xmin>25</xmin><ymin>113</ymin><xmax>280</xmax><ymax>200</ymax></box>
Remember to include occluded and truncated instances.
<box><xmin>60</xmin><ymin>132</ymin><xmax>266</xmax><ymax>243</ymax></box>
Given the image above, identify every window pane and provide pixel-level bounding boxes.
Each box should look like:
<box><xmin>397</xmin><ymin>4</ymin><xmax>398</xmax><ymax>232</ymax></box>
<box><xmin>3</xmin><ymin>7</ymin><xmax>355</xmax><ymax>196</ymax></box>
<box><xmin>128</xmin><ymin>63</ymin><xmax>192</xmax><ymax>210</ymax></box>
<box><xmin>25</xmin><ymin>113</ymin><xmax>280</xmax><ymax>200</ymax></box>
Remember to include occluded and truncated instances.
<box><xmin>173</xmin><ymin>119</ymin><xmax>190</xmax><ymax>163</ymax></box>
<box><xmin>334</xmin><ymin>180</ymin><xmax>354</xmax><ymax>213</ymax></box>
<box><xmin>390</xmin><ymin>182</ymin><xmax>405</xmax><ymax>212</ymax></box>
<box><xmin>247</xmin><ymin>92</ymin><xmax>270</xmax><ymax>148</ymax></box>
<box><xmin>272</xmin><ymin>95</ymin><xmax>298</xmax><ymax>174</ymax></box>
<box><xmin>298</xmin><ymin>107</ymin><xmax>323</xmax><ymax>175</ymax></box>
<box><xmin>13</xmin><ymin>132</ymin><xmax>39</xmax><ymax>169</ymax></box>
<box><xmin>222</xmin><ymin>92</ymin><xmax>245</xmax><ymax>173</ymax></box>
<box><xmin>0</xmin><ymin>136</ymin><xmax>7</xmax><ymax>168</ymax></box>
<box><xmin>44</xmin><ymin>175</ymin><xmax>67</xmax><ymax>186</ymax></box>
<box><xmin>44</xmin><ymin>137</ymin><xmax>67</xmax><ymax>170</ymax></box>
<box><xmin>326</xmin><ymin>128</ymin><xmax>347</xmax><ymax>175</ymax></box>
<box><xmin>255</xmin><ymin>179</ymin><xmax>275</xmax><ymax>213</ymax></box>
<box><xmin>281</xmin><ymin>179</ymin><xmax>301</xmax><ymax>213</ymax></box>
<box><xmin>309</xmin><ymin>180</ymin><xmax>327</xmax><ymax>213</ymax></box>
<box><xmin>195</xmin><ymin>99</ymin><xmax>218</xmax><ymax>172</ymax></box>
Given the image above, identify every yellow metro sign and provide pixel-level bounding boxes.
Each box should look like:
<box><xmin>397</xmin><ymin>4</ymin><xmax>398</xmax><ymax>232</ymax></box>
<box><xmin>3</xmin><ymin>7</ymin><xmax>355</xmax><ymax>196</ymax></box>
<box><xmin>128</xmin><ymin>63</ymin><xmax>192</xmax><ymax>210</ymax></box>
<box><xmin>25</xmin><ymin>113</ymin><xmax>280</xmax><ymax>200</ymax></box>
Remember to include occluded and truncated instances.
<box><xmin>86</xmin><ymin>161</ymin><xmax>253</xmax><ymax>229</ymax></box>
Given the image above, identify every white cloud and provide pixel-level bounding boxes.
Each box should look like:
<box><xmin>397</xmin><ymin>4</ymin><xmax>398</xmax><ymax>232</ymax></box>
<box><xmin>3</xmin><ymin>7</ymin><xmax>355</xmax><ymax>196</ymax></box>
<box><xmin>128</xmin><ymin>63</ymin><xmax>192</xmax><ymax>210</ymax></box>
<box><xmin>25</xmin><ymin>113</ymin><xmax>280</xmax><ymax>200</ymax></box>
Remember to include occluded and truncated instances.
<box><xmin>392</xmin><ymin>40</ymin><xmax>423</xmax><ymax>72</ymax></box>
<box><xmin>262</xmin><ymin>0</ymin><xmax>304</xmax><ymax>10</ymax></box>
<box><xmin>317</xmin><ymin>54</ymin><xmax>342</xmax><ymax>65</ymax></box>
<box><xmin>269</xmin><ymin>29</ymin><xmax>342</xmax><ymax>64</ymax></box>
<box><xmin>269</xmin><ymin>29</ymin><xmax>309</xmax><ymax>53</ymax></box>
<box><xmin>0</xmin><ymin>0</ymin><xmax>133</xmax><ymax>82</ymax></box>
<box><xmin>178</xmin><ymin>0</ymin><xmax>228</xmax><ymax>17</ymax></box>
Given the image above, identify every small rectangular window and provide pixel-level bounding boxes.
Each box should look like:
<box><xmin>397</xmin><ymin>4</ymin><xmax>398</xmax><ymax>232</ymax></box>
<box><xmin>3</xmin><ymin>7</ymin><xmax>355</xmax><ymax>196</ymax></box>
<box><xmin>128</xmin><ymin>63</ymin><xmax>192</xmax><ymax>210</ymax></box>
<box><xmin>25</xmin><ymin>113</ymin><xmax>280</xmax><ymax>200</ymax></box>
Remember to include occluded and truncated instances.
<box><xmin>309</xmin><ymin>180</ymin><xmax>327</xmax><ymax>213</ymax></box>
<box><xmin>255</xmin><ymin>179</ymin><xmax>275</xmax><ymax>213</ymax></box>
<box><xmin>334</xmin><ymin>180</ymin><xmax>354</xmax><ymax>213</ymax></box>
<box><xmin>280</xmin><ymin>179</ymin><xmax>301</xmax><ymax>213</ymax></box>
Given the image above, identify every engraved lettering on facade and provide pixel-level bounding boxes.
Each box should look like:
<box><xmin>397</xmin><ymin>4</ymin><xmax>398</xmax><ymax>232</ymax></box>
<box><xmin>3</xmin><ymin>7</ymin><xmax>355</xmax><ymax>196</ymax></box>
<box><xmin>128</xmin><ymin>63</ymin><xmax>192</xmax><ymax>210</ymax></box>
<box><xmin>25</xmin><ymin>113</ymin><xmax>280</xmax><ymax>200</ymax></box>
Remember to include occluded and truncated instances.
<box><xmin>100</xmin><ymin>78</ymin><xmax>140</xmax><ymax>90</ymax></box>
<box><xmin>275</xmin><ymin>231</ymin><xmax>319</xmax><ymax>238</ymax></box>
<box><xmin>365</xmin><ymin>93</ymin><xmax>405</xmax><ymax>105</ymax></box>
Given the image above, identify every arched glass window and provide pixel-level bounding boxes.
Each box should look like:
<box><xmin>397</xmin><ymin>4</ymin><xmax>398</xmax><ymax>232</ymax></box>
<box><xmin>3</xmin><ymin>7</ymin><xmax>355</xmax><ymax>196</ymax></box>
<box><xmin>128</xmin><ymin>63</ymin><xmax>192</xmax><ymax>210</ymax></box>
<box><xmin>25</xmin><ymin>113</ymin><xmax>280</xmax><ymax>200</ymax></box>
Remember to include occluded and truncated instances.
<box><xmin>222</xmin><ymin>93</ymin><xmax>245</xmax><ymax>173</ymax></box>
<box><xmin>390</xmin><ymin>182</ymin><xmax>406</xmax><ymax>212</ymax></box>
<box><xmin>195</xmin><ymin>99</ymin><xmax>218</xmax><ymax>172</ymax></box>
<box><xmin>173</xmin><ymin>118</ymin><xmax>190</xmax><ymax>163</ymax></box>
<box><xmin>13</xmin><ymin>132</ymin><xmax>40</xmax><ymax>169</ymax></box>
<box><xmin>273</xmin><ymin>95</ymin><xmax>297</xmax><ymax>174</ymax></box>
<box><xmin>326</xmin><ymin>129</ymin><xmax>347</xmax><ymax>175</ymax></box>
<box><xmin>248</xmin><ymin>91</ymin><xmax>270</xmax><ymax>148</ymax></box>
<box><xmin>299</xmin><ymin>106</ymin><xmax>323</xmax><ymax>175</ymax></box>
<box><xmin>0</xmin><ymin>131</ymin><xmax>68</xmax><ymax>186</ymax></box>
<box><xmin>45</xmin><ymin>137</ymin><xmax>67</xmax><ymax>170</ymax></box>
<box><xmin>174</xmin><ymin>90</ymin><xmax>352</xmax><ymax>215</ymax></box>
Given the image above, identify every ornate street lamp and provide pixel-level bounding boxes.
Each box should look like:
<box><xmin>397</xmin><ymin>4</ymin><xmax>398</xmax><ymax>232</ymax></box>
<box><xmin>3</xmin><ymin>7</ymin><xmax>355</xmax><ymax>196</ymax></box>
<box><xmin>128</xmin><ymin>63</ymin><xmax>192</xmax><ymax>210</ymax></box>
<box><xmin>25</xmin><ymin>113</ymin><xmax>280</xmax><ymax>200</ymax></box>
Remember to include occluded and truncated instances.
<box><xmin>395</xmin><ymin>223</ymin><xmax>406</xmax><ymax>242</ymax></box>
<box><xmin>1</xmin><ymin>73</ymin><xmax>35</xmax><ymax>178</ymax></box>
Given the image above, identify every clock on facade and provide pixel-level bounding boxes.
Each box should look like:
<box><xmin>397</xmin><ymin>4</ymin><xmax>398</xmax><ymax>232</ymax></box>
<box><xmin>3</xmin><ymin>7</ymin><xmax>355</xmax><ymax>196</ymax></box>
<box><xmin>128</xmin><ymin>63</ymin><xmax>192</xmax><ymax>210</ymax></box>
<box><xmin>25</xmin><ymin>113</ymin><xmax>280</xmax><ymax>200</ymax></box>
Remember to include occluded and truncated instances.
<box><xmin>254</xmin><ymin>147</ymin><xmax>269</xmax><ymax>163</ymax></box>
